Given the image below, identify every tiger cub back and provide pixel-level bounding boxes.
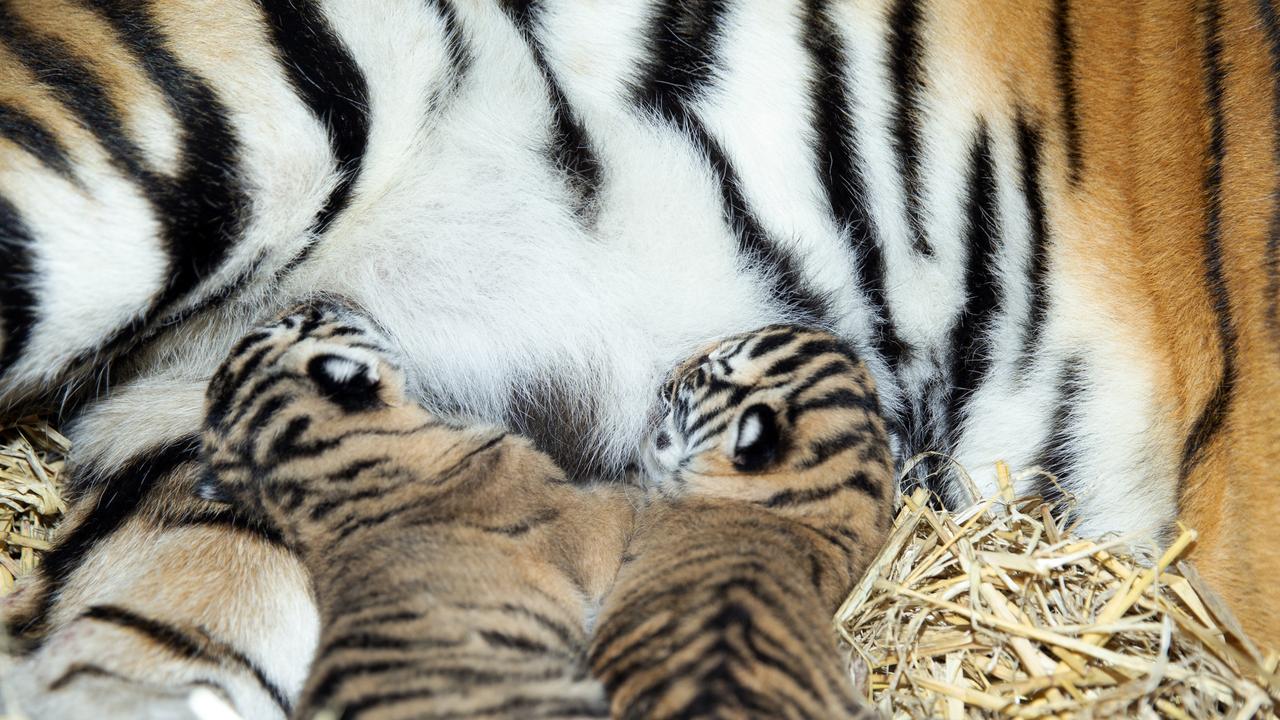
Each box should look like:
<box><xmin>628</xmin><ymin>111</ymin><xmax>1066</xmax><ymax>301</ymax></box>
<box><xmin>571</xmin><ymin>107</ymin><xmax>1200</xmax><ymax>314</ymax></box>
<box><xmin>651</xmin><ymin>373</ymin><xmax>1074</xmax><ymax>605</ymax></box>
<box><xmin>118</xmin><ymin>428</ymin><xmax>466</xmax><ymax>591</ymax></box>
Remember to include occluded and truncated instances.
<box><xmin>198</xmin><ymin>300</ymin><xmax>635</xmax><ymax>719</ymax></box>
<box><xmin>590</xmin><ymin>325</ymin><xmax>892</xmax><ymax>719</ymax></box>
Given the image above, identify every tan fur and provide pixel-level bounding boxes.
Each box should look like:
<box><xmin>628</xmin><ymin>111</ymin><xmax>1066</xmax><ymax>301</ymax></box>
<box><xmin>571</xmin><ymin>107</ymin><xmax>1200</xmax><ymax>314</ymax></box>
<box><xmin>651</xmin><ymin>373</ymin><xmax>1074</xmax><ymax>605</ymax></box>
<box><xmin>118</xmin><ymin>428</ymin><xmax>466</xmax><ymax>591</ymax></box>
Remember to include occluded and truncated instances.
<box><xmin>591</xmin><ymin>326</ymin><xmax>891</xmax><ymax>719</ymax></box>
<box><xmin>938</xmin><ymin>0</ymin><xmax>1280</xmax><ymax>646</ymax></box>
<box><xmin>200</xmin><ymin>303</ymin><xmax>634</xmax><ymax>718</ymax></box>
<box><xmin>3</xmin><ymin>3</ymin><xmax>1278</xmax><ymax>711</ymax></box>
<box><xmin>199</xmin><ymin>309</ymin><xmax>887</xmax><ymax>718</ymax></box>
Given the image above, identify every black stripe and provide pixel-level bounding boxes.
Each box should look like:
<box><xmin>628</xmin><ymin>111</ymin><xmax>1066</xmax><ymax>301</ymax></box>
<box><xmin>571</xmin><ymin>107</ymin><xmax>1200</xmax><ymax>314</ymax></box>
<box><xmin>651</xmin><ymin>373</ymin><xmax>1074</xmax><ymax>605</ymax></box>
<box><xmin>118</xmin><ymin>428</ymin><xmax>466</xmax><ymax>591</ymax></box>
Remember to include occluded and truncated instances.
<box><xmin>83</xmin><ymin>604</ymin><xmax>207</xmax><ymax>658</ymax></box>
<box><xmin>1258</xmin><ymin>0</ymin><xmax>1280</xmax><ymax>357</ymax></box>
<box><xmin>790</xmin><ymin>387</ymin><xmax>878</xmax><ymax>418</ymax></box>
<box><xmin>1180</xmin><ymin>0</ymin><xmax>1238</xmax><ymax>483</ymax></box>
<box><xmin>426</xmin><ymin>0</ymin><xmax>471</xmax><ymax>92</ymax></box>
<box><xmin>47</xmin><ymin>663</ymin><xmax>126</xmax><ymax>691</ymax></box>
<box><xmin>0</xmin><ymin>102</ymin><xmax>74</xmax><ymax>178</ymax></box>
<box><xmin>478</xmin><ymin>629</ymin><xmax>555</xmax><ymax>655</ymax></box>
<box><xmin>303</xmin><ymin>659</ymin><xmax>419</xmax><ymax>711</ymax></box>
<box><xmin>171</xmin><ymin>507</ymin><xmax>286</xmax><ymax>547</ymax></box>
<box><xmin>255</xmin><ymin>0</ymin><xmax>369</xmax><ymax>236</ymax></box>
<box><xmin>762</xmin><ymin>338</ymin><xmax>853</xmax><ymax>377</ymax></box>
<box><xmin>798</xmin><ymin>429</ymin><xmax>871</xmax><ymax>470</ymax></box>
<box><xmin>88</xmin><ymin>1</ymin><xmax>249</xmax><ymax>313</ymax></box>
<box><xmin>763</xmin><ymin>470</ymin><xmax>881</xmax><ymax>507</ymax></box>
<box><xmin>9</xmin><ymin>437</ymin><xmax>200</xmax><ymax>642</ymax></box>
<box><xmin>746</xmin><ymin>328</ymin><xmax>799</xmax><ymax>359</ymax></box>
<box><xmin>802</xmin><ymin>1</ymin><xmax>910</xmax><ymax>368</ymax></box>
<box><xmin>106</xmin><ymin>0</ymin><xmax>382</xmax><ymax>373</ymax></box>
<box><xmin>1034</xmin><ymin>355</ymin><xmax>1084</xmax><ymax>510</ymax></box>
<box><xmin>82</xmin><ymin>604</ymin><xmax>292</xmax><ymax>714</ymax></box>
<box><xmin>886</xmin><ymin>0</ymin><xmax>932</xmax><ymax>255</ymax></box>
<box><xmin>944</xmin><ymin>124</ymin><xmax>1001</xmax><ymax>446</ymax></box>
<box><xmin>1052</xmin><ymin>0</ymin><xmax>1083</xmax><ymax>185</ymax></box>
<box><xmin>1016</xmin><ymin>115</ymin><xmax>1053</xmax><ymax>375</ymax></box>
<box><xmin>502</xmin><ymin>0</ymin><xmax>601</xmax><ymax>218</ymax></box>
<box><xmin>478</xmin><ymin>507</ymin><xmax>561</xmax><ymax>537</ymax></box>
<box><xmin>0</xmin><ymin>195</ymin><xmax>38</xmax><ymax>378</ymax></box>
<box><xmin>6</xmin><ymin>0</ymin><xmax>253</xmax><ymax>392</ymax></box>
<box><xmin>0</xmin><ymin>5</ymin><xmax>158</xmax><ymax>190</ymax></box>
<box><xmin>634</xmin><ymin>0</ymin><xmax>829</xmax><ymax>324</ymax></box>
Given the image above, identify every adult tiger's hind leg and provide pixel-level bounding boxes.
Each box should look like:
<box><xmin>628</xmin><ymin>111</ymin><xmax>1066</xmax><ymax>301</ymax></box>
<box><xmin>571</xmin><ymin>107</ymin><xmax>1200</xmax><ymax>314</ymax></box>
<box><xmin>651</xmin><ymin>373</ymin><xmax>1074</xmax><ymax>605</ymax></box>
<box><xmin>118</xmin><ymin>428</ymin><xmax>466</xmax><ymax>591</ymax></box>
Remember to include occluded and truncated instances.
<box><xmin>0</xmin><ymin>443</ymin><xmax>316</xmax><ymax>720</ymax></box>
<box><xmin>199</xmin><ymin>301</ymin><xmax>635</xmax><ymax>719</ymax></box>
<box><xmin>590</xmin><ymin>326</ymin><xmax>893</xmax><ymax>719</ymax></box>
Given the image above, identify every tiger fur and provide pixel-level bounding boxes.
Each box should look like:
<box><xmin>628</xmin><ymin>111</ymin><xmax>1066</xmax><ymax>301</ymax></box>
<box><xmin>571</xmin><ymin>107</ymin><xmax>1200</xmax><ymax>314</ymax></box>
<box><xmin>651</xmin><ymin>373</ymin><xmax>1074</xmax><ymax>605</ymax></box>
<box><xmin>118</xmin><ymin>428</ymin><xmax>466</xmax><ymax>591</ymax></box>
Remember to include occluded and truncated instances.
<box><xmin>590</xmin><ymin>325</ymin><xmax>892</xmax><ymax>719</ymax></box>
<box><xmin>198</xmin><ymin>301</ymin><xmax>632</xmax><ymax>719</ymax></box>
<box><xmin>193</xmin><ymin>303</ymin><xmax>887</xmax><ymax>719</ymax></box>
<box><xmin>0</xmin><ymin>0</ymin><xmax>1278</xmax><ymax>714</ymax></box>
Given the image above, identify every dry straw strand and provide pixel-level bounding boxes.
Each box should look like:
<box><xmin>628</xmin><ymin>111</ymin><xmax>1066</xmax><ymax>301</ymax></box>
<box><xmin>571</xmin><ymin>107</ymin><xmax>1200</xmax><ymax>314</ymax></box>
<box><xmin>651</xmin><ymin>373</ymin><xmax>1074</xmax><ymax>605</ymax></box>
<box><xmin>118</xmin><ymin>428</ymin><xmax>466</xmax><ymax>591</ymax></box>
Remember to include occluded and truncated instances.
<box><xmin>837</xmin><ymin>461</ymin><xmax>1278</xmax><ymax>719</ymax></box>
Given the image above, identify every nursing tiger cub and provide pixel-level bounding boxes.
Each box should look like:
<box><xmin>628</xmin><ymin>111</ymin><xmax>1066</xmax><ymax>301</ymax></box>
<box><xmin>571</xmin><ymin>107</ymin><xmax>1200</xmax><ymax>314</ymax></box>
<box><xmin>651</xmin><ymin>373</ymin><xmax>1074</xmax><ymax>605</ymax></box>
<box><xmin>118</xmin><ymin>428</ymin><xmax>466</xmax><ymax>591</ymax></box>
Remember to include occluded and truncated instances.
<box><xmin>195</xmin><ymin>302</ymin><xmax>889</xmax><ymax>719</ymax></box>
<box><xmin>590</xmin><ymin>325</ymin><xmax>893</xmax><ymax>719</ymax></box>
<box><xmin>198</xmin><ymin>300</ymin><xmax>631</xmax><ymax>719</ymax></box>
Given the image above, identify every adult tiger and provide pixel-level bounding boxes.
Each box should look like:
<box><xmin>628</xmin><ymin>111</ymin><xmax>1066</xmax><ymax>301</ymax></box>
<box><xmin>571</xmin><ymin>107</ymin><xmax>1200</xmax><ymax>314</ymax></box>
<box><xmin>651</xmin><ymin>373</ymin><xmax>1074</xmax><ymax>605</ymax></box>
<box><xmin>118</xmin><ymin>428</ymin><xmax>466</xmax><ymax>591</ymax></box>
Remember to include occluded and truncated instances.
<box><xmin>0</xmin><ymin>0</ymin><xmax>1276</xmax><ymax>715</ymax></box>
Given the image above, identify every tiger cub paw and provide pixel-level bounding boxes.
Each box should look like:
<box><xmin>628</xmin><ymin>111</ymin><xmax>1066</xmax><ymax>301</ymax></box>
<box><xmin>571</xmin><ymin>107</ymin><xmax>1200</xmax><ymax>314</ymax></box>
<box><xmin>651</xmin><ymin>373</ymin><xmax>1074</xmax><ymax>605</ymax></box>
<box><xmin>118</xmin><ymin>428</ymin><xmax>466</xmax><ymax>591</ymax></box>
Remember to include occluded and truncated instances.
<box><xmin>196</xmin><ymin>298</ymin><xmax>408</xmax><ymax>506</ymax></box>
<box><xmin>643</xmin><ymin>324</ymin><xmax>894</xmax><ymax>509</ymax></box>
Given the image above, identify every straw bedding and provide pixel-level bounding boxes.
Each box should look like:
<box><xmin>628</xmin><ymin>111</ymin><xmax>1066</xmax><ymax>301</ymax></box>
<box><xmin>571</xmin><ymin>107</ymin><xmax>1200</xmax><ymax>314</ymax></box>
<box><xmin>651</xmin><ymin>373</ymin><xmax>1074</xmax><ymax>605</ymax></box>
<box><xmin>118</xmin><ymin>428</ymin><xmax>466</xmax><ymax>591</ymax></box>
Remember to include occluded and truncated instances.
<box><xmin>0</xmin><ymin>421</ymin><xmax>1274</xmax><ymax>718</ymax></box>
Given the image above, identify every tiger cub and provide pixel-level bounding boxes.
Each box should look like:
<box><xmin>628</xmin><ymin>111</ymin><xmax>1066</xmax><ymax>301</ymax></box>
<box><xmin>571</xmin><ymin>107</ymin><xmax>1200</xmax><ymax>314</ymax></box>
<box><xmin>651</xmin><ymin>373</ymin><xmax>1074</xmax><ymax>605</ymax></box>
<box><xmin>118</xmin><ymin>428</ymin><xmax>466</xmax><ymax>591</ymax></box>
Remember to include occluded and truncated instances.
<box><xmin>592</xmin><ymin>326</ymin><xmax>892</xmax><ymax>719</ymax></box>
<box><xmin>199</xmin><ymin>304</ymin><xmax>889</xmax><ymax>719</ymax></box>
<box><xmin>197</xmin><ymin>301</ymin><xmax>635</xmax><ymax>719</ymax></box>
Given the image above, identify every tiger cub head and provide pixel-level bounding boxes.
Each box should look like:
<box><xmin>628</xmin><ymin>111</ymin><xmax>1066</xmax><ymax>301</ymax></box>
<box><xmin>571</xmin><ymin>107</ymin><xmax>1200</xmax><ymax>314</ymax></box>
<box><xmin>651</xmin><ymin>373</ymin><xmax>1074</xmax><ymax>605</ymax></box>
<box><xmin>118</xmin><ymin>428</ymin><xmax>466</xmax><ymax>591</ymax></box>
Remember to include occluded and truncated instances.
<box><xmin>645</xmin><ymin>325</ymin><xmax>894</xmax><ymax>515</ymax></box>
<box><xmin>196</xmin><ymin>299</ymin><xmax>409</xmax><ymax>533</ymax></box>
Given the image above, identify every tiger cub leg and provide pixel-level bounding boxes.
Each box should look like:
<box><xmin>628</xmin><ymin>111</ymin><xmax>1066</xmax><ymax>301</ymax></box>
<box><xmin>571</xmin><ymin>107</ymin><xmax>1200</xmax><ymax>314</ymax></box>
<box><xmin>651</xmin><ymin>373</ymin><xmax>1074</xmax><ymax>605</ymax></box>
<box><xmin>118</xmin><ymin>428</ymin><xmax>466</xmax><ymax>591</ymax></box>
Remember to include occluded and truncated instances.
<box><xmin>590</xmin><ymin>325</ymin><xmax>893</xmax><ymax>719</ymax></box>
<box><xmin>199</xmin><ymin>301</ymin><xmax>635</xmax><ymax>720</ymax></box>
<box><xmin>1</xmin><ymin>437</ymin><xmax>315</xmax><ymax>720</ymax></box>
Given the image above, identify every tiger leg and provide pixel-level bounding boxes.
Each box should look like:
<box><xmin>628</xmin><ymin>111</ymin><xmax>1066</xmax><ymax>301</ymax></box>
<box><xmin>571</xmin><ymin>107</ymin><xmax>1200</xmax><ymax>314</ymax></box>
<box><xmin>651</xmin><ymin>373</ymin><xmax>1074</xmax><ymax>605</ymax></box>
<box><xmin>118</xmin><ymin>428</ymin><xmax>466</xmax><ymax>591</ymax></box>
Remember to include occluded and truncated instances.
<box><xmin>1</xmin><ymin>445</ymin><xmax>315</xmax><ymax>720</ymax></box>
<box><xmin>590</xmin><ymin>325</ymin><xmax>894</xmax><ymax>719</ymax></box>
<box><xmin>199</xmin><ymin>301</ymin><xmax>635</xmax><ymax>720</ymax></box>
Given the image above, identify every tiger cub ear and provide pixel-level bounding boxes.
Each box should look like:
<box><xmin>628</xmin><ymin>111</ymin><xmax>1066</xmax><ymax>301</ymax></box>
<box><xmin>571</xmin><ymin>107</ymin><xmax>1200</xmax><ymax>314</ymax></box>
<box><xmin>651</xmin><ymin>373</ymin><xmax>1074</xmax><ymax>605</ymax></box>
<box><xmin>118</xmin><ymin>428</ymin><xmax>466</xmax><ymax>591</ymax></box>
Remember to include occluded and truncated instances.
<box><xmin>732</xmin><ymin>403</ymin><xmax>785</xmax><ymax>472</ymax></box>
<box><xmin>306</xmin><ymin>352</ymin><xmax>384</xmax><ymax>411</ymax></box>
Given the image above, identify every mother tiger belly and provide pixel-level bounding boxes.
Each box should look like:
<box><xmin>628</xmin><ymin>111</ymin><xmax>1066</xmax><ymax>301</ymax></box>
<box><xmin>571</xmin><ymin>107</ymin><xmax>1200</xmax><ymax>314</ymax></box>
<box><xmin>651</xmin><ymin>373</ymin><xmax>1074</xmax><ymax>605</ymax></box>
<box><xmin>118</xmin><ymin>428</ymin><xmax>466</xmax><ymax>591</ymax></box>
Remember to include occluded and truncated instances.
<box><xmin>0</xmin><ymin>0</ymin><xmax>1277</xmax><ymax>649</ymax></box>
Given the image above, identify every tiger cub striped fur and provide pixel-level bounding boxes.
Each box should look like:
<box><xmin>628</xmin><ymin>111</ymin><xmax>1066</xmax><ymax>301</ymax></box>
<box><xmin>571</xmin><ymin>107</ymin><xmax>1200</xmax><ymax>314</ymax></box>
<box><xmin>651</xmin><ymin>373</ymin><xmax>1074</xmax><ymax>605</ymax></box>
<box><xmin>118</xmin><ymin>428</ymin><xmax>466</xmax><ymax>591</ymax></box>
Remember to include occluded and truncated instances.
<box><xmin>198</xmin><ymin>305</ymin><xmax>887</xmax><ymax>719</ymax></box>
<box><xmin>198</xmin><ymin>301</ymin><xmax>634</xmax><ymax>719</ymax></box>
<box><xmin>592</xmin><ymin>326</ymin><xmax>891</xmax><ymax>719</ymax></box>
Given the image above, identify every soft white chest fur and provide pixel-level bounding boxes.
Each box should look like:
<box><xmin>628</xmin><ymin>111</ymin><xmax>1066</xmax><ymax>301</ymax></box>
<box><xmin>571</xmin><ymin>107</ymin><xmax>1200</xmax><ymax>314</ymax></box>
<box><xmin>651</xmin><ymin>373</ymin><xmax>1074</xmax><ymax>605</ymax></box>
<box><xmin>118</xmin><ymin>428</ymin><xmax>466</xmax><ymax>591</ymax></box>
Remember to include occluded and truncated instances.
<box><xmin>27</xmin><ymin>0</ymin><xmax>1173</xmax><ymax>541</ymax></box>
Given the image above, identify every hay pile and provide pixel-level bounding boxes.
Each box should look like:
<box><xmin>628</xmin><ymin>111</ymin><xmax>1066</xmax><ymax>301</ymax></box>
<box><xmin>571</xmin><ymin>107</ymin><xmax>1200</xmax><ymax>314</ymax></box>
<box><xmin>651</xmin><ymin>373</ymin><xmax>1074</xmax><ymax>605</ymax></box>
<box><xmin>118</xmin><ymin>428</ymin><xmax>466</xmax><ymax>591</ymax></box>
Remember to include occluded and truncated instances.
<box><xmin>0</xmin><ymin>423</ymin><xmax>1275</xmax><ymax>718</ymax></box>
<box><xmin>0</xmin><ymin>419</ymin><xmax>66</xmax><ymax>592</ymax></box>
<box><xmin>838</xmin><ymin>460</ymin><xmax>1279</xmax><ymax>718</ymax></box>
